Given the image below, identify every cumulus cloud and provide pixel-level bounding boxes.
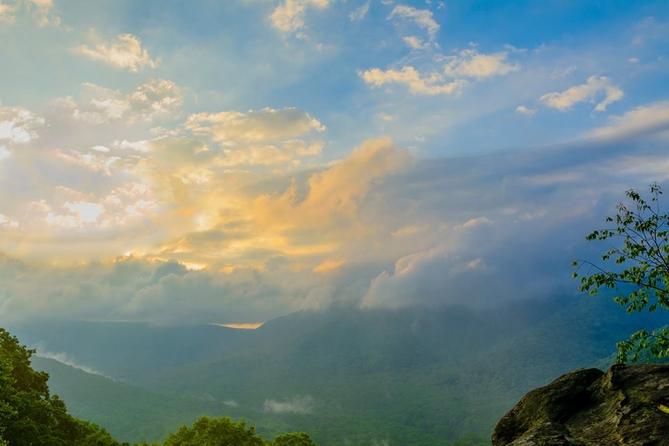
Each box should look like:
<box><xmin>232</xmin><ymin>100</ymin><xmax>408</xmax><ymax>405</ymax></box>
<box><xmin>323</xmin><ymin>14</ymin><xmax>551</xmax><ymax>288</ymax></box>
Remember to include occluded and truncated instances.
<box><xmin>0</xmin><ymin>132</ymin><xmax>667</xmax><ymax>323</ymax></box>
<box><xmin>442</xmin><ymin>49</ymin><xmax>519</xmax><ymax>79</ymax></box>
<box><xmin>74</xmin><ymin>32</ymin><xmax>158</xmax><ymax>72</ymax></box>
<box><xmin>55</xmin><ymin>79</ymin><xmax>182</xmax><ymax>125</ymax></box>
<box><xmin>270</xmin><ymin>0</ymin><xmax>330</xmax><ymax>35</ymax></box>
<box><xmin>149</xmin><ymin>137</ymin><xmax>411</xmax><ymax>267</ymax></box>
<box><xmin>184</xmin><ymin>107</ymin><xmax>326</xmax><ymax>168</ymax></box>
<box><xmin>360</xmin><ymin>66</ymin><xmax>465</xmax><ymax>96</ymax></box>
<box><xmin>263</xmin><ymin>395</ymin><xmax>315</xmax><ymax>414</ymax></box>
<box><xmin>588</xmin><ymin>100</ymin><xmax>669</xmax><ymax>140</ymax></box>
<box><xmin>540</xmin><ymin>75</ymin><xmax>623</xmax><ymax>112</ymax></box>
<box><xmin>186</xmin><ymin>108</ymin><xmax>325</xmax><ymax>143</ymax></box>
<box><xmin>0</xmin><ymin>104</ymin><xmax>44</xmax><ymax>144</ymax></box>
<box><xmin>402</xmin><ymin>36</ymin><xmax>424</xmax><ymax>49</ymax></box>
<box><xmin>361</xmin><ymin>48</ymin><xmax>518</xmax><ymax>95</ymax></box>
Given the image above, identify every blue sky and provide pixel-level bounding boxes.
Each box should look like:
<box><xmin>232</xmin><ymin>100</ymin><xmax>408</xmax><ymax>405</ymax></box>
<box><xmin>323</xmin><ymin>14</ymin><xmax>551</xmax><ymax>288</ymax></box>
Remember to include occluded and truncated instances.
<box><xmin>0</xmin><ymin>0</ymin><xmax>668</xmax><ymax>324</ymax></box>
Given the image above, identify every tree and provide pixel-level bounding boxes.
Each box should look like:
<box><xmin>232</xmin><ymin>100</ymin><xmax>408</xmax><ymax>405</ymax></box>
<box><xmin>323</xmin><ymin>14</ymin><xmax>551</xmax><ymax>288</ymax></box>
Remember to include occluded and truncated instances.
<box><xmin>573</xmin><ymin>183</ymin><xmax>669</xmax><ymax>363</ymax></box>
<box><xmin>0</xmin><ymin>328</ymin><xmax>119</xmax><ymax>446</ymax></box>
<box><xmin>162</xmin><ymin>416</ymin><xmax>265</xmax><ymax>446</ymax></box>
<box><xmin>272</xmin><ymin>432</ymin><xmax>318</xmax><ymax>446</ymax></box>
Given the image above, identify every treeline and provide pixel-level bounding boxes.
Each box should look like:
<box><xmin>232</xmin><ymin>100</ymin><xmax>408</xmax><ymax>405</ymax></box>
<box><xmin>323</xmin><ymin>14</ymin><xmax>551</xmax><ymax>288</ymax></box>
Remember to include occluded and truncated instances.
<box><xmin>0</xmin><ymin>327</ymin><xmax>316</xmax><ymax>446</ymax></box>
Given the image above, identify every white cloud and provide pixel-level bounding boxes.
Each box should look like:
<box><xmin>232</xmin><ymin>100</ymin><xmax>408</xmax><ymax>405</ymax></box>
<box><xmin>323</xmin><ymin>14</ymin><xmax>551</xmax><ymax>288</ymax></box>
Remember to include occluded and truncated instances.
<box><xmin>184</xmin><ymin>107</ymin><xmax>326</xmax><ymax>168</ymax></box>
<box><xmin>114</xmin><ymin>139</ymin><xmax>152</xmax><ymax>153</ymax></box>
<box><xmin>403</xmin><ymin>35</ymin><xmax>424</xmax><ymax>49</ymax></box>
<box><xmin>589</xmin><ymin>100</ymin><xmax>669</xmax><ymax>140</ymax></box>
<box><xmin>0</xmin><ymin>0</ymin><xmax>62</xmax><ymax>26</ymax></box>
<box><xmin>388</xmin><ymin>5</ymin><xmax>439</xmax><ymax>40</ymax></box>
<box><xmin>74</xmin><ymin>32</ymin><xmax>158</xmax><ymax>72</ymax></box>
<box><xmin>0</xmin><ymin>104</ymin><xmax>44</xmax><ymax>143</ymax></box>
<box><xmin>459</xmin><ymin>216</ymin><xmax>492</xmax><ymax>229</ymax></box>
<box><xmin>360</xmin><ymin>66</ymin><xmax>465</xmax><ymax>96</ymax></box>
<box><xmin>540</xmin><ymin>75</ymin><xmax>623</xmax><ymax>112</ymax></box>
<box><xmin>35</xmin><ymin>349</ymin><xmax>109</xmax><ymax>378</ymax></box>
<box><xmin>349</xmin><ymin>1</ymin><xmax>370</xmax><ymax>22</ymax></box>
<box><xmin>516</xmin><ymin>105</ymin><xmax>537</xmax><ymax>116</ymax></box>
<box><xmin>56</xmin><ymin>79</ymin><xmax>182</xmax><ymax>125</ymax></box>
<box><xmin>263</xmin><ymin>395</ymin><xmax>315</xmax><ymax>414</ymax></box>
<box><xmin>362</xmin><ymin>47</ymin><xmax>518</xmax><ymax>96</ymax></box>
<box><xmin>0</xmin><ymin>213</ymin><xmax>19</xmax><ymax>228</ymax></box>
<box><xmin>186</xmin><ymin>107</ymin><xmax>325</xmax><ymax>143</ymax></box>
<box><xmin>218</xmin><ymin>140</ymin><xmax>325</xmax><ymax>167</ymax></box>
<box><xmin>270</xmin><ymin>0</ymin><xmax>330</xmax><ymax>34</ymax></box>
<box><xmin>26</xmin><ymin>0</ymin><xmax>60</xmax><ymax>27</ymax></box>
<box><xmin>443</xmin><ymin>49</ymin><xmax>519</xmax><ymax>79</ymax></box>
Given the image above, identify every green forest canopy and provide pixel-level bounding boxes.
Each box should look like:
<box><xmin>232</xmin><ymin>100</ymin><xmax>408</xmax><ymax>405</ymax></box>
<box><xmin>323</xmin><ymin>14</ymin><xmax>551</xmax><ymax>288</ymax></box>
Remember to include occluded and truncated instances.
<box><xmin>0</xmin><ymin>327</ymin><xmax>316</xmax><ymax>446</ymax></box>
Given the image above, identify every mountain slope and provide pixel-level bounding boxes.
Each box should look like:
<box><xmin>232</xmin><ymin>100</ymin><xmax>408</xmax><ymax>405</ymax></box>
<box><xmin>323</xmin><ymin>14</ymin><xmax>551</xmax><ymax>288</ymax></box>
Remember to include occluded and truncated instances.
<box><xmin>16</xmin><ymin>295</ymin><xmax>669</xmax><ymax>446</ymax></box>
<box><xmin>31</xmin><ymin>356</ymin><xmax>234</xmax><ymax>443</ymax></box>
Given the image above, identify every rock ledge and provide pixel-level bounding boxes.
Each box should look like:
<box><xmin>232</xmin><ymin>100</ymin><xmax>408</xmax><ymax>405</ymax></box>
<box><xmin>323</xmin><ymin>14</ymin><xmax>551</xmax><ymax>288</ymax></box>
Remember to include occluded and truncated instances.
<box><xmin>492</xmin><ymin>364</ymin><xmax>669</xmax><ymax>445</ymax></box>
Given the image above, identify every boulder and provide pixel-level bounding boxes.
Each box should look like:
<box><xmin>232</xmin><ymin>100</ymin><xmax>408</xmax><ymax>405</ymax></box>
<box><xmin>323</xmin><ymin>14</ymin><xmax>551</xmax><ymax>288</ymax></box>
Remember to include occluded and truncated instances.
<box><xmin>492</xmin><ymin>364</ymin><xmax>669</xmax><ymax>445</ymax></box>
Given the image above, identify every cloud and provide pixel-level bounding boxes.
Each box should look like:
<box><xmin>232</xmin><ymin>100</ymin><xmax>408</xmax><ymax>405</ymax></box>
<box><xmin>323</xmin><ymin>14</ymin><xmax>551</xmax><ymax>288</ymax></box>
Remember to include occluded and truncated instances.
<box><xmin>361</xmin><ymin>48</ymin><xmax>518</xmax><ymax>96</ymax></box>
<box><xmin>516</xmin><ymin>105</ymin><xmax>537</xmax><ymax>116</ymax></box>
<box><xmin>270</xmin><ymin>0</ymin><xmax>330</xmax><ymax>35</ymax></box>
<box><xmin>55</xmin><ymin>79</ymin><xmax>182</xmax><ymax>125</ymax></box>
<box><xmin>184</xmin><ymin>107</ymin><xmax>326</xmax><ymax>168</ymax></box>
<box><xmin>186</xmin><ymin>107</ymin><xmax>325</xmax><ymax>143</ymax></box>
<box><xmin>25</xmin><ymin>0</ymin><xmax>60</xmax><ymax>27</ymax></box>
<box><xmin>540</xmin><ymin>75</ymin><xmax>623</xmax><ymax>112</ymax></box>
<box><xmin>402</xmin><ymin>35</ymin><xmax>424</xmax><ymax>49</ymax></box>
<box><xmin>588</xmin><ymin>100</ymin><xmax>669</xmax><ymax>140</ymax></box>
<box><xmin>35</xmin><ymin>349</ymin><xmax>110</xmax><ymax>378</ymax></box>
<box><xmin>349</xmin><ymin>1</ymin><xmax>370</xmax><ymax>22</ymax></box>
<box><xmin>313</xmin><ymin>259</ymin><xmax>345</xmax><ymax>273</ymax></box>
<box><xmin>263</xmin><ymin>395</ymin><xmax>315</xmax><ymax>414</ymax></box>
<box><xmin>0</xmin><ymin>2</ymin><xmax>15</xmax><ymax>23</ymax></box>
<box><xmin>0</xmin><ymin>214</ymin><xmax>19</xmax><ymax>228</ymax></box>
<box><xmin>443</xmin><ymin>49</ymin><xmax>520</xmax><ymax>79</ymax></box>
<box><xmin>388</xmin><ymin>5</ymin><xmax>439</xmax><ymax>40</ymax></box>
<box><xmin>360</xmin><ymin>66</ymin><xmax>465</xmax><ymax>96</ymax></box>
<box><xmin>0</xmin><ymin>104</ymin><xmax>44</xmax><ymax>143</ymax></box>
<box><xmin>1</xmin><ymin>133</ymin><xmax>668</xmax><ymax>323</ymax></box>
<box><xmin>143</xmin><ymin>137</ymin><xmax>410</xmax><ymax>271</ymax></box>
<box><xmin>74</xmin><ymin>32</ymin><xmax>158</xmax><ymax>72</ymax></box>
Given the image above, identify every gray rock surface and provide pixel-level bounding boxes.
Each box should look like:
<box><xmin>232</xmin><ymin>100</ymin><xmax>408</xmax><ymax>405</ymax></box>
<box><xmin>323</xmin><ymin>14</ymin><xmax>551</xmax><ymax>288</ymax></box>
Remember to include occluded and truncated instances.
<box><xmin>492</xmin><ymin>364</ymin><xmax>669</xmax><ymax>445</ymax></box>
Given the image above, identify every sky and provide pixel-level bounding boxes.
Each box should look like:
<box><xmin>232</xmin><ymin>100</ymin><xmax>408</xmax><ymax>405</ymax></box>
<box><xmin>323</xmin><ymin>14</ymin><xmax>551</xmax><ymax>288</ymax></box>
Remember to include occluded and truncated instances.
<box><xmin>0</xmin><ymin>0</ymin><xmax>668</xmax><ymax>325</ymax></box>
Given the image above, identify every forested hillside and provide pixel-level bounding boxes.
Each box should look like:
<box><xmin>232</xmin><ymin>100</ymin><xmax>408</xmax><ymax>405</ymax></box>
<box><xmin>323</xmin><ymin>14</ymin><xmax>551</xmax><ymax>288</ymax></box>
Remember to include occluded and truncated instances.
<box><xmin>0</xmin><ymin>328</ymin><xmax>317</xmax><ymax>446</ymax></box>
<box><xmin>11</xmin><ymin>295</ymin><xmax>668</xmax><ymax>446</ymax></box>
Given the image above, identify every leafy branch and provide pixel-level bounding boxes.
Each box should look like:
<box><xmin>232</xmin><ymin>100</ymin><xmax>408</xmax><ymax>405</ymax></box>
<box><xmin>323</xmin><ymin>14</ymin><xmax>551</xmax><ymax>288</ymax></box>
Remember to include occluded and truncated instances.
<box><xmin>573</xmin><ymin>183</ymin><xmax>669</xmax><ymax>363</ymax></box>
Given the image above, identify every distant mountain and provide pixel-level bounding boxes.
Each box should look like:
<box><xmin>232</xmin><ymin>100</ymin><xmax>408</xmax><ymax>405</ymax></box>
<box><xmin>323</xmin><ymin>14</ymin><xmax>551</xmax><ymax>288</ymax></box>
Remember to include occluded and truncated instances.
<box><xmin>14</xmin><ymin>295</ymin><xmax>669</xmax><ymax>446</ymax></box>
<box><xmin>19</xmin><ymin>322</ymin><xmax>247</xmax><ymax>381</ymax></box>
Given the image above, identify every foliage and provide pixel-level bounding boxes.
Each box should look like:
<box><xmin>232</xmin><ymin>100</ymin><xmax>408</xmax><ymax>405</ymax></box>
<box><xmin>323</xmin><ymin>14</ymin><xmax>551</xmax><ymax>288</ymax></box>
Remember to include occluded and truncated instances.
<box><xmin>272</xmin><ymin>432</ymin><xmax>318</xmax><ymax>446</ymax></box>
<box><xmin>574</xmin><ymin>183</ymin><xmax>669</xmax><ymax>363</ymax></box>
<box><xmin>0</xmin><ymin>328</ymin><xmax>120</xmax><ymax>446</ymax></box>
<box><xmin>163</xmin><ymin>416</ymin><xmax>266</xmax><ymax>446</ymax></box>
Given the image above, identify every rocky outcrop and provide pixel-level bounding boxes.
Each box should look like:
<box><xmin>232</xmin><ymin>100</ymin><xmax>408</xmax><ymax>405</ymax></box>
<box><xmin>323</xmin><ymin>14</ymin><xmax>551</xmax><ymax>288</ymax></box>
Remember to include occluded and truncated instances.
<box><xmin>492</xmin><ymin>364</ymin><xmax>669</xmax><ymax>445</ymax></box>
